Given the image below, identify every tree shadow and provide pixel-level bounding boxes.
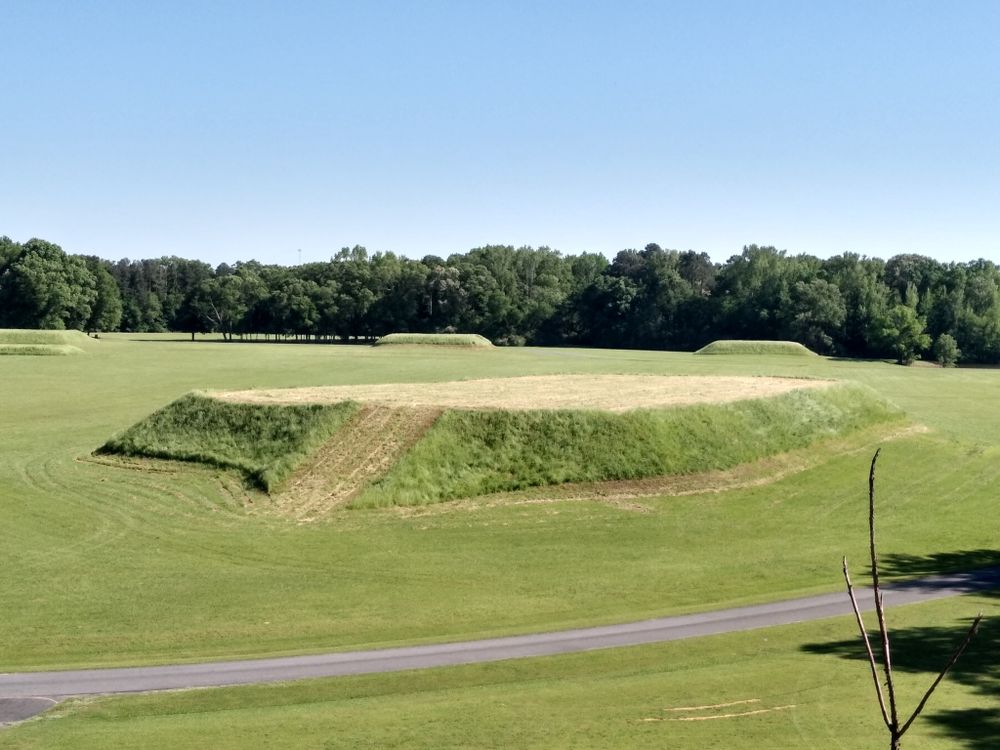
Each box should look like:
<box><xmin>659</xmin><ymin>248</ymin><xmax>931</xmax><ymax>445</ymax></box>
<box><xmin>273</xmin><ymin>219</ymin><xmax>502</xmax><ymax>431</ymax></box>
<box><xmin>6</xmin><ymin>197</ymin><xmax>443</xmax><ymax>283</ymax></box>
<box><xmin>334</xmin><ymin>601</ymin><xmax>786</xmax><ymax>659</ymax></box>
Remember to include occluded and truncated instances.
<box><xmin>802</xmin><ymin>549</ymin><xmax>1000</xmax><ymax>748</ymax></box>
<box><xmin>880</xmin><ymin>549</ymin><xmax>1000</xmax><ymax>580</ymax></box>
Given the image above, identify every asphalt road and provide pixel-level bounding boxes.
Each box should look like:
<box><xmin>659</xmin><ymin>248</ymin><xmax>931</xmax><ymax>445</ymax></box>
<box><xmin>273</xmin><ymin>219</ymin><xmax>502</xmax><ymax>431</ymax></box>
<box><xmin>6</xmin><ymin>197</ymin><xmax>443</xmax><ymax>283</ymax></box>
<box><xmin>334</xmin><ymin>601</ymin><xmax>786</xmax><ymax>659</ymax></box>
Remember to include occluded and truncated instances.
<box><xmin>2</xmin><ymin>567</ymin><xmax>997</xmax><ymax>725</ymax></box>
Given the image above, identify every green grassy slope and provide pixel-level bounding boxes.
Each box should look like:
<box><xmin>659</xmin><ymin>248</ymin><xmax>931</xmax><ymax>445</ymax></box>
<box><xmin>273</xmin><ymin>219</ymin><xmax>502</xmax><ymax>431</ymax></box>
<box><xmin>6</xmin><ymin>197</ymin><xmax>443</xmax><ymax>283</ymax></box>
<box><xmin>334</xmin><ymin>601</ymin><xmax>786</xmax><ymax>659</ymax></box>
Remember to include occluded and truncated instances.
<box><xmin>0</xmin><ymin>329</ymin><xmax>93</xmax><ymax>355</ymax></box>
<box><xmin>1</xmin><ymin>337</ymin><xmax>998</xmax><ymax>671</ymax></box>
<box><xmin>0</xmin><ymin>344</ymin><xmax>84</xmax><ymax>355</ymax></box>
<box><xmin>99</xmin><ymin>394</ymin><xmax>358</xmax><ymax>491</ymax></box>
<box><xmin>0</xmin><ymin>328</ymin><xmax>95</xmax><ymax>346</ymax></box>
<box><xmin>356</xmin><ymin>384</ymin><xmax>902</xmax><ymax>507</ymax></box>
<box><xmin>374</xmin><ymin>332</ymin><xmax>493</xmax><ymax>346</ymax></box>
<box><xmin>695</xmin><ymin>339</ymin><xmax>818</xmax><ymax>356</ymax></box>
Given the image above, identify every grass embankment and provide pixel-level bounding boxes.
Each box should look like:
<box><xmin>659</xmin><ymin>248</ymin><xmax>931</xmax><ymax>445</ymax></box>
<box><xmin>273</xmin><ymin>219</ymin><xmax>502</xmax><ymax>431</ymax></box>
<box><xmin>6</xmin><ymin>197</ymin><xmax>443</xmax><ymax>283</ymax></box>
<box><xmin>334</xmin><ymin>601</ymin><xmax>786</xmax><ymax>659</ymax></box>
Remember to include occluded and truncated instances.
<box><xmin>0</xmin><ymin>344</ymin><xmax>83</xmax><ymax>355</ymax></box>
<box><xmin>355</xmin><ymin>384</ymin><xmax>902</xmax><ymax>507</ymax></box>
<box><xmin>4</xmin><ymin>340</ymin><xmax>1000</xmax><ymax>671</ymax></box>
<box><xmin>0</xmin><ymin>328</ymin><xmax>92</xmax><ymax>355</ymax></box>
<box><xmin>695</xmin><ymin>339</ymin><xmax>818</xmax><ymax>356</ymax></box>
<box><xmin>98</xmin><ymin>394</ymin><xmax>358</xmax><ymax>491</ymax></box>
<box><xmin>374</xmin><ymin>332</ymin><xmax>493</xmax><ymax>346</ymax></box>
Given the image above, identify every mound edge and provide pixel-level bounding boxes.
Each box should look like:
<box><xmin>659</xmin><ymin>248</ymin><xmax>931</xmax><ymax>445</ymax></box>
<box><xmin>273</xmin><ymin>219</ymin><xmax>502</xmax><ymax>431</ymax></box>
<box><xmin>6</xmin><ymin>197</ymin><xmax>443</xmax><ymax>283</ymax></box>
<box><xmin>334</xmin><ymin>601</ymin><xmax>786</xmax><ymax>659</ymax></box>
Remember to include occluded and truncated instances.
<box><xmin>695</xmin><ymin>340</ymin><xmax>818</xmax><ymax>356</ymax></box>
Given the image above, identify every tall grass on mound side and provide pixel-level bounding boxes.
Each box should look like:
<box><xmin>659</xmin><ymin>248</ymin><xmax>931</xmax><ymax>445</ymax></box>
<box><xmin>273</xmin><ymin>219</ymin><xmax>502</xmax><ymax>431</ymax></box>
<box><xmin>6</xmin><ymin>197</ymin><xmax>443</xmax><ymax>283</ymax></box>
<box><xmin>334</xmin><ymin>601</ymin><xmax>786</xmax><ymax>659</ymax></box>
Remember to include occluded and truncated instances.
<box><xmin>99</xmin><ymin>394</ymin><xmax>358</xmax><ymax>491</ymax></box>
<box><xmin>354</xmin><ymin>384</ymin><xmax>903</xmax><ymax>507</ymax></box>
<box><xmin>695</xmin><ymin>339</ymin><xmax>818</xmax><ymax>356</ymax></box>
<box><xmin>0</xmin><ymin>343</ymin><xmax>84</xmax><ymax>355</ymax></box>
<box><xmin>0</xmin><ymin>328</ymin><xmax>94</xmax><ymax>346</ymax></box>
<box><xmin>375</xmin><ymin>333</ymin><xmax>493</xmax><ymax>347</ymax></box>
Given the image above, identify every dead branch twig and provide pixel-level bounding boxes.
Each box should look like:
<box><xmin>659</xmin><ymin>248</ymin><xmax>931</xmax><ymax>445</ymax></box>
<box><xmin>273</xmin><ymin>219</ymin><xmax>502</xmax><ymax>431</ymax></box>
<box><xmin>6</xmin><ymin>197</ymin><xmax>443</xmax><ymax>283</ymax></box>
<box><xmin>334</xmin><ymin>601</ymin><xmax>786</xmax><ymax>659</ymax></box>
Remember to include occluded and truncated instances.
<box><xmin>843</xmin><ymin>448</ymin><xmax>985</xmax><ymax>749</ymax></box>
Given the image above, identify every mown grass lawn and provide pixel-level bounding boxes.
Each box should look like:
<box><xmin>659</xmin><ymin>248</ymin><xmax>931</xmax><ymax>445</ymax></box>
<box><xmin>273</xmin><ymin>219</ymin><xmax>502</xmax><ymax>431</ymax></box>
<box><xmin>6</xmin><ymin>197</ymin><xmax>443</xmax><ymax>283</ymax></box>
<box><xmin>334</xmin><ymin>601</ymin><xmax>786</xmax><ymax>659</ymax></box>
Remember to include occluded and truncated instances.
<box><xmin>4</xmin><ymin>595</ymin><xmax>997</xmax><ymax>749</ymax></box>
<box><xmin>0</xmin><ymin>336</ymin><xmax>998</xmax><ymax>671</ymax></box>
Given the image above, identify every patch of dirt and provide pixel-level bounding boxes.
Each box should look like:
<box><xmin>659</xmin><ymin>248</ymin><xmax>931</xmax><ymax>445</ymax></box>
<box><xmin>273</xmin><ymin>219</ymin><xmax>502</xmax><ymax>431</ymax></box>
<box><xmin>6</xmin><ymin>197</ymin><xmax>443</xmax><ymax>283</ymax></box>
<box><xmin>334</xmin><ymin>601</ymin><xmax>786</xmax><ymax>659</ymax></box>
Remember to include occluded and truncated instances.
<box><xmin>664</xmin><ymin>699</ymin><xmax>761</xmax><ymax>712</ymax></box>
<box><xmin>639</xmin><ymin>697</ymin><xmax>796</xmax><ymax>723</ymax></box>
<box><xmin>270</xmin><ymin>404</ymin><xmax>441</xmax><ymax>522</ymax></box>
<box><xmin>664</xmin><ymin>705</ymin><xmax>796</xmax><ymax>721</ymax></box>
<box><xmin>211</xmin><ymin>374</ymin><xmax>835</xmax><ymax>412</ymax></box>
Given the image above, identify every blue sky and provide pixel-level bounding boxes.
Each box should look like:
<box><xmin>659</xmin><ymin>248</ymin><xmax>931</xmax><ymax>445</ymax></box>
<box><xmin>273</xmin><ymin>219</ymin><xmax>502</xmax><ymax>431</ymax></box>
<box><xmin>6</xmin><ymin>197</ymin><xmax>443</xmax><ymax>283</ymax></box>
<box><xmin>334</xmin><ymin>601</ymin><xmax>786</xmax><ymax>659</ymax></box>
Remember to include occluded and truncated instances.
<box><xmin>3</xmin><ymin>1</ymin><xmax>999</xmax><ymax>267</ymax></box>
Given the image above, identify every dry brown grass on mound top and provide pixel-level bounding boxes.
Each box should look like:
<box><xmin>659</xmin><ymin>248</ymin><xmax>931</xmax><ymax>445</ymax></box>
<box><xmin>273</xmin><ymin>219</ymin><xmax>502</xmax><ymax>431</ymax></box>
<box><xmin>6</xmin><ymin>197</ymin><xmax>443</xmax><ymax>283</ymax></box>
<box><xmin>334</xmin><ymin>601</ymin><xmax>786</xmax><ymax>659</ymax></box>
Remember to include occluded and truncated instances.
<box><xmin>211</xmin><ymin>374</ymin><xmax>835</xmax><ymax>412</ymax></box>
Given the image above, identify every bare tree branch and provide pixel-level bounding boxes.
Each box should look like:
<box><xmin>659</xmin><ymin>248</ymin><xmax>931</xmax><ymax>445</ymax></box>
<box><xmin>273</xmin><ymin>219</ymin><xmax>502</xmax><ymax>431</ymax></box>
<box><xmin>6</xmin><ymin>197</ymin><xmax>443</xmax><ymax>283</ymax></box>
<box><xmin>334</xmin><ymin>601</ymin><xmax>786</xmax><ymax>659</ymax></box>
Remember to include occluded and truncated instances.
<box><xmin>867</xmin><ymin>448</ymin><xmax>900</xmax><ymax>730</ymax></box>
<box><xmin>843</xmin><ymin>556</ymin><xmax>892</xmax><ymax>729</ymax></box>
<box><xmin>898</xmin><ymin>613</ymin><xmax>984</xmax><ymax>737</ymax></box>
<box><xmin>844</xmin><ymin>449</ymin><xmax>985</xmax><ymax>749</ymax></box>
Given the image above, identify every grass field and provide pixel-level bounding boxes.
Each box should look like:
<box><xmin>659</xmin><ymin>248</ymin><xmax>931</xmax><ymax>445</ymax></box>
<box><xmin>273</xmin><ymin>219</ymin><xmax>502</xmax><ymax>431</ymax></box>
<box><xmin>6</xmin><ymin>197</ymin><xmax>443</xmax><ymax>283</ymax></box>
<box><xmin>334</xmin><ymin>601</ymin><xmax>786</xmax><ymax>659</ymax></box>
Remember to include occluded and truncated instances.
<box><xmin>4</xmin><ymin>595</ymin><xmax>997</xmax><ymax>749</ymax></box>
<box><xmin>1</xmin><ymin>334</ymin><xmax>998</xmax><ymax>746</ymax></box>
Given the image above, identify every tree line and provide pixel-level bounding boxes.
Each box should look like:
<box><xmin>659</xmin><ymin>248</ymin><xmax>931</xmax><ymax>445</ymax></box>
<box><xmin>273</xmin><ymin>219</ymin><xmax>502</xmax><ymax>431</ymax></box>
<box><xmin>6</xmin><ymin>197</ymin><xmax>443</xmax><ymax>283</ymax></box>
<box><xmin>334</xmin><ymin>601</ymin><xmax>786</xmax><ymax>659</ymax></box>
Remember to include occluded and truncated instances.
<box><xmin>2</xmin><ymin>234</ymin><xmax>999</xmax><ymax>364</ymax></box>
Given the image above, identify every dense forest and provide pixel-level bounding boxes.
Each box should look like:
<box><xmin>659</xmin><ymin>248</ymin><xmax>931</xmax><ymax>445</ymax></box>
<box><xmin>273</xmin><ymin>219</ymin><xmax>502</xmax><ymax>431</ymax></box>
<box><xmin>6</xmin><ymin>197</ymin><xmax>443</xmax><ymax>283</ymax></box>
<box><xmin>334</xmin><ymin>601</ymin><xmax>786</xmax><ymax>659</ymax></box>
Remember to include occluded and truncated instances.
<box><xmin>2</xmin><ymin>234</ymin><xmax>998</xmax><ymax>364</ymax></box>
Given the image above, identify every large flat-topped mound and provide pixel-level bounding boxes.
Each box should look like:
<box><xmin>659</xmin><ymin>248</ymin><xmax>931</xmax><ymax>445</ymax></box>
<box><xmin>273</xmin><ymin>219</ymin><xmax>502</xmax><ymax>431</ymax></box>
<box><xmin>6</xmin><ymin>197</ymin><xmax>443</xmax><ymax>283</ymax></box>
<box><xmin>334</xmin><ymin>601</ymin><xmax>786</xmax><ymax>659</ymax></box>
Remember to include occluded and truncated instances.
<box><xmin>213</xmin><ymin>375</ymin><xmax>835</xmax><ymax>412</ymax></box>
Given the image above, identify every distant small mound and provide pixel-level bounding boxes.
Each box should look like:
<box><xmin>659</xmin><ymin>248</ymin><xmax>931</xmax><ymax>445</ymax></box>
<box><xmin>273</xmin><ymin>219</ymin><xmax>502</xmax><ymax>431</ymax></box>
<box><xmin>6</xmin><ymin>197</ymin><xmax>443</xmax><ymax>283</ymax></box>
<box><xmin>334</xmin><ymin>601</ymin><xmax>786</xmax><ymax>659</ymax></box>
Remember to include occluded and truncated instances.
<box><xmin>0</xmin><ymin>328</ymin><xmax>94</xmax><ymax>347</ymax></box>
<box><xmin>695</xmin><ymin>340</ymin><xmax>818</xmax><ymax>356</ymax></box>
<box><xmin>374</xmin><ymin>333</ymin><xmax>493</xmax><ymax>347</ymax></box>
<box><xmin>0</xmin><ymin>343</ymin><xmax>84</xmax><ymax>356</ymax></box>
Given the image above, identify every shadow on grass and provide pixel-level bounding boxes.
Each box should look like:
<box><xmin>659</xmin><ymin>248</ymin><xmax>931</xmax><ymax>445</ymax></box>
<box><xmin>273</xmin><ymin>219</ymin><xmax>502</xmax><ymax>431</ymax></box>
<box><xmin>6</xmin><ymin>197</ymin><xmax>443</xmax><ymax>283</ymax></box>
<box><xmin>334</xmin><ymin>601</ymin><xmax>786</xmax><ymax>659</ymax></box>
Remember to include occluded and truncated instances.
<box><xmin>804</xmin><ymin>549</ymin><xmax>1000</xmax><ymax>749</ymax></box>
<box><xmin>881</xmin><ymin>549</ymin><xmax>1000</xmax><ymax>579</ymax></box>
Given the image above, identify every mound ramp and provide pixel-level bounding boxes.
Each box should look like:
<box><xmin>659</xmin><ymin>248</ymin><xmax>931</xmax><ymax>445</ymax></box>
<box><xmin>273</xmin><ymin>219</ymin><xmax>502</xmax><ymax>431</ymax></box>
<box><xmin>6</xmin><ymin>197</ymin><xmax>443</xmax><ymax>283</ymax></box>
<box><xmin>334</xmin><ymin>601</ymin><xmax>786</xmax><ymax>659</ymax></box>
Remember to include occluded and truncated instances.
<box><xmin>272</xmin><ymin>405</ymin><xmax>442</xmax><ymax>521</ymax></box>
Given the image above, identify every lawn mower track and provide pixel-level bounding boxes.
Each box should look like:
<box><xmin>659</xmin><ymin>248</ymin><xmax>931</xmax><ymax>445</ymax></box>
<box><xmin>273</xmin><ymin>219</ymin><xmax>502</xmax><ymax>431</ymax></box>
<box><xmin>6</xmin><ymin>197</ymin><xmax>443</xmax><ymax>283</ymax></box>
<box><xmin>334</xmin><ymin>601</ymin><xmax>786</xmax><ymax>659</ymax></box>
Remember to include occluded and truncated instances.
<box><xmin>272</xmin><ymin>404</ymin><xmax>441</xmax><ymax>521</ymax></box>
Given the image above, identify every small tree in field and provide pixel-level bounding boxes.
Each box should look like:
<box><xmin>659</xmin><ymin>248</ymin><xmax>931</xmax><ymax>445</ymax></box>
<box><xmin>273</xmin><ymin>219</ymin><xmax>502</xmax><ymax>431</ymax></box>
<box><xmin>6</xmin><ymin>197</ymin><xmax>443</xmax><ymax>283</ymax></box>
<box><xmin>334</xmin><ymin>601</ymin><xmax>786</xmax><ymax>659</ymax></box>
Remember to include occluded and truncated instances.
<box><xmin>843</xmin><ymin>450</ymin><xmax>982</xmax><ymax>750</ymax></box>
<box><xmin>874</xmin><ymin>304</ymin><xmax>931</xmax><ymax>364</ymax></box>
<box><xmin>932</xmin><ymin>333</ymin><xmax>961</xmax><ymax>367</ymax></box>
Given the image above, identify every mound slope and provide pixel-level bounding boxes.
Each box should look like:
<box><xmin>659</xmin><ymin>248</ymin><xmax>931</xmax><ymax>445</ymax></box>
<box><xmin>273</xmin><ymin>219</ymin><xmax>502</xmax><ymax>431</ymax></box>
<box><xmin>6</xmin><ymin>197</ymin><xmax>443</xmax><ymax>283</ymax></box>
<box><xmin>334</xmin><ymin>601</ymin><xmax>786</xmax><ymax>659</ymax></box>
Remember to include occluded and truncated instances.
<box><xmin>98</xmin><ymin>394</ymin><xmax>358</xmax><ymax>491</ymax></box>
<box><xmin>213</xmin><ymin>374</ymin><xmax>834</xmax><ymax>412</ymax></box>
<box><xmin>354</xmin><ymin>383</ymin><xmax>903</xmax><ymax>507</ymax></box>
<box><xmin>0</xmin><ymin>344</ymin><xmax>84</xmax><ymax>355</ymax></box>
<box><xmin>0</xmin><ymin>328</ymin><xmax>94</xmax><ymax>346</ymax></box>
<box><xmin>0</xmin><ymin>328</ymin><xmax>93</xmax><ymax>355</ymax></box>
<box><xmin>695</xmin><ymin>340</ymin><xmax>818</xmax><ymax>356</ymax></box>
<box><xmin>374</xmin><ymin>333</ymin><xmax>493</xmax><ymax>347</ymax></box>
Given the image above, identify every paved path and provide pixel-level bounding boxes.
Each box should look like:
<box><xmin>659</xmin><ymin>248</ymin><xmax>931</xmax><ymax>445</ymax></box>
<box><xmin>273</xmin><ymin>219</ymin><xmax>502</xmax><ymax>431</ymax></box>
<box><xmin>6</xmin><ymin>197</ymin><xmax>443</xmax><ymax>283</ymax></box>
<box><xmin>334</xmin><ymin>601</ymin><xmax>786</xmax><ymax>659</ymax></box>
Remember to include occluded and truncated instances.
<box><xmin>2</xmin><ymin>567</ymin><xmax>998</xmax><ymax>725</ymax></box>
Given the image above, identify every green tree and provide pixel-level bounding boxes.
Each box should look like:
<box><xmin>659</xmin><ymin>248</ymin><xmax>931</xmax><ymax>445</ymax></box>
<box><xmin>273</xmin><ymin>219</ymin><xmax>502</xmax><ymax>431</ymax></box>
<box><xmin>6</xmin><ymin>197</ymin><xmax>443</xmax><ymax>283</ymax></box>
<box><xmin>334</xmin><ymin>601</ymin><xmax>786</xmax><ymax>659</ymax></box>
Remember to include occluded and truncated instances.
<box><xmin>875</xmin><ymin>304</ymin><xmax>931</xmax><ymax>365</ymax></box>
<box><xmin>715</xmin><ymin>245</ymin><xmax>818</xmax><ymax>341</ymax></box>
<box><xmin>197</xmin><ymin>268</ymin><xmax>265</xmax><ymax>340</ymax></box>
<box><xmin>790</xmin><ymin>278</ymin><xmax>847</xmax><ymax>353</ymax></box>
<box><xmin>331</xmin><ymin>246</ymin><xmax>376</xmax><ymax>340</ymax></box>
<box><xmin>84</xmin><ymin>260</ymin><xmax>123</xmax><ymax>331</ymax></box>
<box><xmin>932</xmin><ymin>333</ymin><xmax>961</xmax><ymax>367</ymax></box>
<box><xmin>822</xmin><ymin>253</ymin><xmax>890</xmax><ymax>357</ymax></box>
<box><xmin>0</xmin><ymin>239</ymin><xmax>97</xmax><ymax>329</ymax></box>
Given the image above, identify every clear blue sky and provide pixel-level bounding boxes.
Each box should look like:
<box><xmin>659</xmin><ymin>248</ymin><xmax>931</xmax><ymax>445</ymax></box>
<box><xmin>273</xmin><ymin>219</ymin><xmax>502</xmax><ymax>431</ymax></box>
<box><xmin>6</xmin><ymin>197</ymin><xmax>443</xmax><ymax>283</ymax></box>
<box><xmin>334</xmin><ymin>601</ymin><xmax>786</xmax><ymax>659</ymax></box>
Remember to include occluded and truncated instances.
<box><xmin>3</xmin><ymin>1</ymin><xmax>999</xmax><ymax>267</ymax></box>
